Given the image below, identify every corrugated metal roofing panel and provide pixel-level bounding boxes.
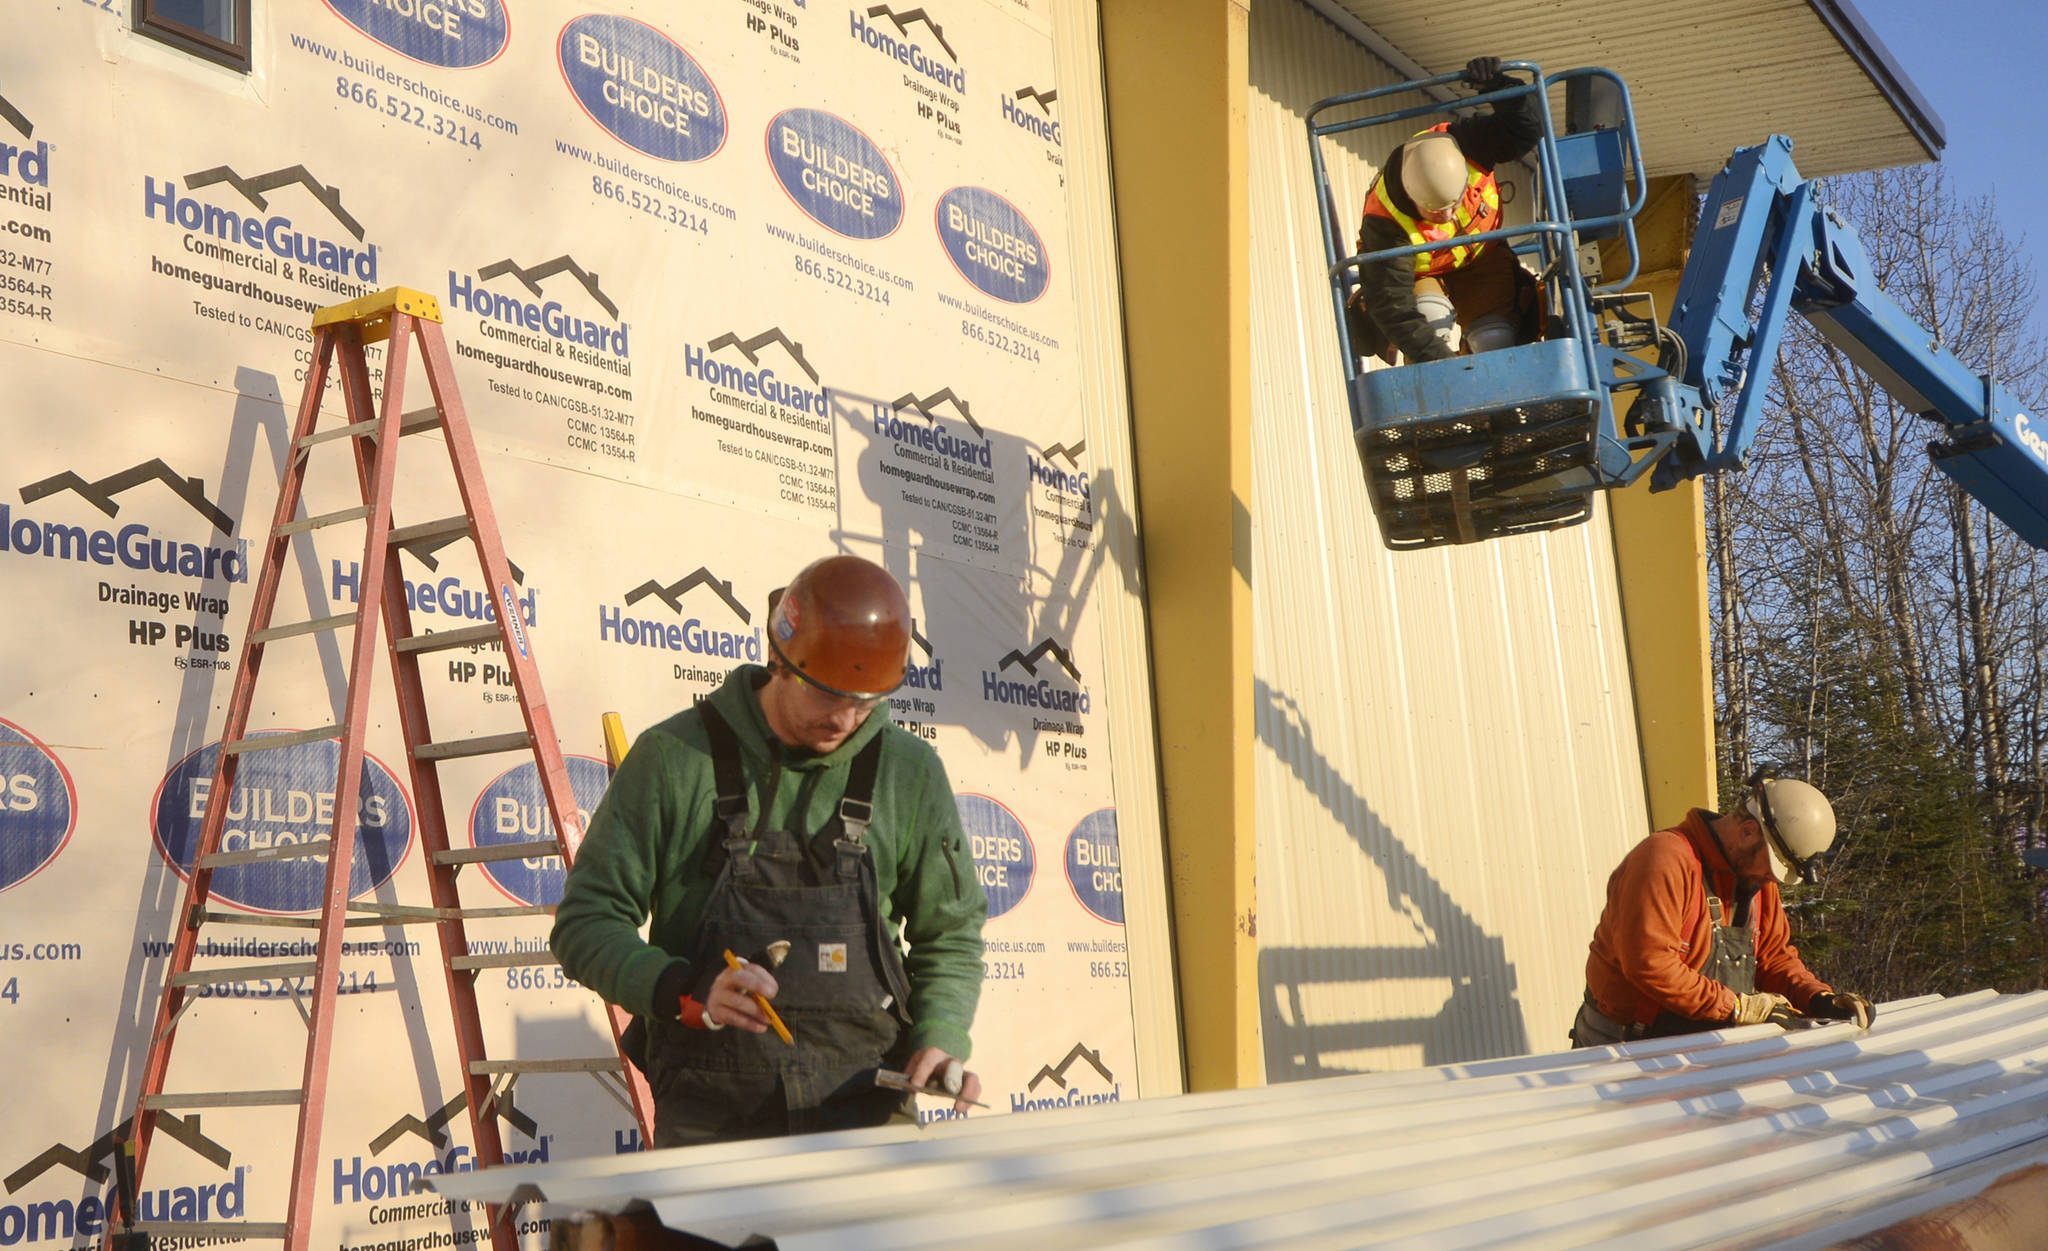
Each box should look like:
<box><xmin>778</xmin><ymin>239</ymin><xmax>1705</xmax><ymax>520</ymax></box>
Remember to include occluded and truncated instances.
<box><xmin>1315</xmin><ymin>0</ymin><xmax>1942</xmax><ymax>180</ymax></box>
<box><xmin>430</xmin><ymin>992</ymin><xmax>2048</xmax><ymax>1249</ymax></box>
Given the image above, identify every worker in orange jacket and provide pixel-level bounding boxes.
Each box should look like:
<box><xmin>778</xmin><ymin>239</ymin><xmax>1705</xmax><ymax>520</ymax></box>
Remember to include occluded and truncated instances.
<box><xmin>1571</xmin><ymin>775</ymin><xmax>1876</xmax><ymax>1046</ymax></box>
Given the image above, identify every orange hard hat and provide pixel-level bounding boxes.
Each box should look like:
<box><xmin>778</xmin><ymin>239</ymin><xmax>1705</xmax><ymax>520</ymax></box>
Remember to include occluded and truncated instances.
<box><xmin>768</xmin><ymin>555</ymin><xmax>912</xmax><ymax>700</ymax></box>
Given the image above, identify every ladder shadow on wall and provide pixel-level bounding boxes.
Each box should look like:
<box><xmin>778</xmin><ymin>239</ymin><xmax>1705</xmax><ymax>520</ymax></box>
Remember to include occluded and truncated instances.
<box><xmin>1254</xmin><ymin>679</ymin><xmax>1529</xmax><ymax>1080</ymax></box>
<box><xmin>827</xmin><ymin>388</ymin><xmax>1137</xmax><ymax>769</ymax></box>
<box><xmin>85</xmin><ymin>368</ymin><xmax>447</xmax><ymax>1185</ymax></box>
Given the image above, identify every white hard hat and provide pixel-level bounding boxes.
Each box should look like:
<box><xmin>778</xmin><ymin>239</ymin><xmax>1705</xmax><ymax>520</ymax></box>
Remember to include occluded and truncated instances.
<box><xmin>1403</xmin><ymin>133</ymin><xmax>1469</xmax><ymax>219</ymax></box>
<box><xmin>1746</xmin><ymin>777</ymin><xmax>1837</xmax><ymax>885</ymax></box>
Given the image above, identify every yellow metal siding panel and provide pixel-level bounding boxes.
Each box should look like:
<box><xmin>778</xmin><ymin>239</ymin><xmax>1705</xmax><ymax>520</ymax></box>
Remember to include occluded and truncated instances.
<box><xmin>1054</xmin><ymin>0</ymin><xmax>1186</xmax><ymax>1096</ymax></box>
<box><xmin>1248</xmin><ymin>0</ymin><xmax>1652</xmax><ymax>1076</ymax></box>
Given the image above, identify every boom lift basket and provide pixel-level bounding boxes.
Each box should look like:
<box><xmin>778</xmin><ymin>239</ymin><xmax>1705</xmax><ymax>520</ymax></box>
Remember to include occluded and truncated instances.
<box><xmin>1307</xmin><ymin>65</ymin><xmax>1685</xmax><ymax>549</ymax></box>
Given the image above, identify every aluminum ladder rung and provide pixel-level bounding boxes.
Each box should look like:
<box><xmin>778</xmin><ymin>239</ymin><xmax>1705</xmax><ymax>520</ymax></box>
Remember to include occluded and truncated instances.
<box><xmin>416</xmin><ymin>731</ymin><xmax>531</xmax><ymax>762</ymax></box>
<box><xmin>199</xmin><ymin>909</ymin><xmax>443</xmax><ymax>930</ymax></box>
<box><xmin>224</xmin><ymin>726</ymin><xmax>340</xmax><ymax>754</ymax></box>
<box><xmin>143</xmin><ymin>1089</ymin><xmax>304</xmax><ymax>1109</ymax></box>
<box><xmin>277</xmin><ymin>504</ymin><xmax>373</xmax><ymax>536</ymax></box>
<box><xmin>126</xmin><ymin>1221</ymin><xmax>290</xmax><ymax>1239</ymax></box>
<box><xmin>388</xmin><ymin>515</ymin><xmax>470</xmax><ymax>547</ymax></box>
<box><xmin>450</xmin><ymin>950</ymin><xmax>559</xmax><ymax>971</ymax></box>
<box><xmin>349</xmin><ymin>901</ymin><xmax>554</xmax><ymax>921</ymax></box>
<box><xmin>396</xmin><ymin>624</ymin><xmax>502</xmax><ymax>654</ymax></box>
<box><xmin>432</xmin><ymin>839</ymin><xmax>558</xmax><ymax>866</ymax></box>
<box><xmin>295</xmin><ymin>406</ymin><xmax>442</xmax><ymax>450</ymax></box>
<box><xmin>170</xmin><ymin>960</ymin><xmax>318</xmax><ymax>987</ymax></box>
<box><xmin>251</xmin><ymin>612</ymin><xmax>357</xmax><ymax>644</ymax></box>
<box><xmin>469</xmin><ymin>1058</ymin><xmax>620</xmax><ymax>1075</ymax></box>
<box><xmin>201</xmin><ymin>839</ymin><xmax>332</xmax><ymax>869</ymax></box>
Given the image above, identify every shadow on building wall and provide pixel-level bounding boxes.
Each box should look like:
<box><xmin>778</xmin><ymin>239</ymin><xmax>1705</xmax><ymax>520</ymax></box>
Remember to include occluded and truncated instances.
<box><xmin>1255</xmin><ymin>678</ymin><xmax>1531</xmax><ymax>1080</ymax></box>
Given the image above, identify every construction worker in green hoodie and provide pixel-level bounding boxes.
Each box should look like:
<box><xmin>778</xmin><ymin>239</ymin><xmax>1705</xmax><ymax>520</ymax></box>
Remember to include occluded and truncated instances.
<box><xmin>552</xmin><ymin>554</ymin><xmax>987</xmax><ymax>1147</ymax></box>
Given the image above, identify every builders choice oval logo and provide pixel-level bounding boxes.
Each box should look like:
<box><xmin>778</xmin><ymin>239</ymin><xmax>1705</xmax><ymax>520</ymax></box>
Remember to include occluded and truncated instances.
<box><xmin>958</xmin><ymin>793</ymin><xmax>1033</xmax><ymax>919</ymax></box>
<box><xmin>0</xmin><ymin>718</ymin><xmax>77</xmax><ymax>896</ymax></box>
<box><xmin>559</xmin><ymin>14</ymin><xmax>726</xmax><ymax>163</ymax></box>
<box><xmin>324</xmin><ymin>0</ymin><xmax>511</xmax><ymax>69</ymax></box>
<box><xmin>469</xmin><ymin>755</ymin><xmax>611</xmax><ymax>907</ymax></box>
<box><xmin>766</xmin><ymin>109</ymin><xmax>903</xmax><ymax>240</ymax></box>
<box><xmin>151</xmin><ymin>736</ymin><xmax>415</xmax><ymax>914</ymax></box>
<box><xmin>1064</xmin><ymin>808</ymin><xmax>1123</xmax><ymax>924</ymax></box>
<box><xmin>936</xmin><ymin>187</ymin><xmax>1049</xmax><ymax>303</ymax></box>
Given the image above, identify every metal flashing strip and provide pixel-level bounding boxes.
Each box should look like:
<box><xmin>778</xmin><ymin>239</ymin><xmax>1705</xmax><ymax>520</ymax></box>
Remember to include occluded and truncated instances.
<box><xmin>1806</xmin><ymin>0</ymin><xmax>1948</xmax><ymax>159</ymax></box>
<box><xmin>431</xmin><ymin>992</ymin><xmax>2048</xmax><ymax>1248</ymax></box>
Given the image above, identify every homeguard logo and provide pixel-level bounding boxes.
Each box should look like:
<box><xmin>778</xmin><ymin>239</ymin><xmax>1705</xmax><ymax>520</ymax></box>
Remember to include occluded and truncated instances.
<box><xmin>5</xmin><ymin>1114</ymin><xmax>232</xmax><ymax>1193</ymax></box>
<box><xmin>893</xmin><ymin>387</ymin><xmax>983</xmax><ymax>437</ymax></box>
<box><xmin>683</xmin><ymin>327</ymin><xmax>829</xmax><ymax>420</ymax></box>
<box><xmin>1014</xmin><ymin>1043</ymin><xmax>1121</xmax><ymax>1112</ymax></box>
<box><xmin>850</xmin><ymin>5</ymin><xmax>965</xmax><ymax>93</ymax></box>
<box><xmin>1002</xmin><ymin>85</ymin><xmax>1061</xmax><ymax>146</ymax></box>
<box><xmin>1030</xmin><ymin>440</ymin><xmax>1089</xmax><ymax>500</ymax></box>
<box><xmin>446</xmin><ymin>255</ymin><xmax>631</xmax><ymax>364</ymax></box>
<box><xmin>142</xmin><ymin>163</ymin><xmax>380</xmax><ymax>285</ymax></box>
<box><xmin>0</xmin><ymin>92</ymin><xmax>49</xmax><ymax>191</ymax></box>
<box><xmin>4</xmin><ymin>459</ymin><xmax>247</xmax><ymax>583</ymax></box>
<box><xmin>900</xmin><ymin>617</ymin><xmax>941</xmax><ymax>692</ymax></box>
<box><xmin>873</xmin><ymin>389</ymin><xmax>992</xmax><ymax>471</ymax></box>
<box><xmin>601</xmin><ymin>567</ymin><xmax>762</xmax><ymax>660</ymax></box>
<box><xmin>983</xmin><ymin>637</ymin><xmax>1089</xmax><ymax>714</ymax></box>
<box><xmin>370</xmin><ymin>1093</ymin><xmax>541</xmax><ymax>1154</ymax></box>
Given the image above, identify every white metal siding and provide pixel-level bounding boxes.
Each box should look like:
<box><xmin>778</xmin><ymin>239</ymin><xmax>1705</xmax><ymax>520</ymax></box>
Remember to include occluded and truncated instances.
<box><xmin>432</xmin><ymin>992</ymin><xmax>2048</xmax><ymax>1249</ymax></box>
<box><xmin>1247</xmin><ymin>0</ymin><xmax>1652</xmax><ymax>1077</ymax></box>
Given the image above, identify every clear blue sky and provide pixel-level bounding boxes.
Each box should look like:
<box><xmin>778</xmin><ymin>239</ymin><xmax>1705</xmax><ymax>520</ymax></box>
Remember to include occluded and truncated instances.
<box><xmin>1851</xmin><ymin>0</ymin><xmax>2048</xmax><ymax>284</ymax></box>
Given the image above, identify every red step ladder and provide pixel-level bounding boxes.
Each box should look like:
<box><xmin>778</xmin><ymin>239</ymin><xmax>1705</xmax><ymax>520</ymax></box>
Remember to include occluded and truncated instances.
<box><xmin>111</xmin><ymin>287</ymin><xmax>653</xmax><ymax>1251</ymax></box>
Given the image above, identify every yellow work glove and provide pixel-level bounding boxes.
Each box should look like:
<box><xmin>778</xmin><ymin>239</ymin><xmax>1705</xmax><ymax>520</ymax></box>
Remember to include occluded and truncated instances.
<box><xmin>1728</xmin><ymin>991</ymin><xmax>1796</xmax><ymax>1027</ymax></box>
<box><xmin>1808</xmin><ymin>991</ymin><xmax>1877</xmax><ymax>1030</ymax></box>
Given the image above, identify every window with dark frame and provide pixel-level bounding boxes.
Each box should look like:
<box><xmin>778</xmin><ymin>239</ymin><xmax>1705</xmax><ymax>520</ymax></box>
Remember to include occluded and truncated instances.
<box><xmin>136</xmin><ymin>0</ymin><xmax>252</xmax><ymax>72</ymax></box>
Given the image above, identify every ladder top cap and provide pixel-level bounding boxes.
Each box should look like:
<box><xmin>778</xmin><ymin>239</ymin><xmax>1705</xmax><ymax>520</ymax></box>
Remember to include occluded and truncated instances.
<box><xmin>311</xmin><ymin>287</ymin><xmax>444</xmax><ymax>330</ymax></box>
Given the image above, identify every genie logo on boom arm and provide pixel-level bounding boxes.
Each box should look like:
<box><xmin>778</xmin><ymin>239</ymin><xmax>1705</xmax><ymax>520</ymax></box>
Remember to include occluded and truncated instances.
<box><xmin>684</xmin><ymin>326</ymin><xmax>828</xmax><ymax>418</ymax></box>
<box><xmin>601</xmin><ymin>566</ymin><xmax>763</xmax><ymax>665</ymax></box>
<box><xmin>446</xmin><ymin>254</ymin><xmax>632</xmax><ymax>362</ymax></box>
<box><xmin>142</xmin><ymin>163</ymin><xmax>380</xmax><ymax>288</ymax></box>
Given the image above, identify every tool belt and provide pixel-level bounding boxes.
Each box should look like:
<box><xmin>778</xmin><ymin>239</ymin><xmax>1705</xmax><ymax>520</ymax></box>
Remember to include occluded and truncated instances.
<box><xmin>1570</xmin><ymin>990</ymin><xmax>1647</xmax><ymax>1047</ymax></box>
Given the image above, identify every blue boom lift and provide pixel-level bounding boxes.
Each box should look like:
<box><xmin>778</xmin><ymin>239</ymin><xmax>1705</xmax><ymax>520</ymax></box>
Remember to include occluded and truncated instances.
<box><xmin>1307</xmin><ymin>64</ymin><xmax>2048</xmax><ymax>552</ymax></box>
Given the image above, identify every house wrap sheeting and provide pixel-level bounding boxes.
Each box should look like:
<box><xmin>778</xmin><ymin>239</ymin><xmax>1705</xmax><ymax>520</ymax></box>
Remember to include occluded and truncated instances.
<box><xmin>430</xmin><ymin>990</ymin><xmax>2048</xmax><ymax>1249</ymax></box>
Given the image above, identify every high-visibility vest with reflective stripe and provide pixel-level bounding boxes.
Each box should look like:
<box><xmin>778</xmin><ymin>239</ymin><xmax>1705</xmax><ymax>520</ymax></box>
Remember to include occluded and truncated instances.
<box><xmin>1361</xmin><ymin>123</ymin><xmax>1503</xmax><ymax>278</ymax></box>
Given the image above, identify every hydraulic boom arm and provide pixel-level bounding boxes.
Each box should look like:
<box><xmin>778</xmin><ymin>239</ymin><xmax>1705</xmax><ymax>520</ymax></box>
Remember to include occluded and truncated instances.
<box><xmin>1653</xmin><ymin>135</ymin><xmax>2048</xmax><ymax>550</ymax></box>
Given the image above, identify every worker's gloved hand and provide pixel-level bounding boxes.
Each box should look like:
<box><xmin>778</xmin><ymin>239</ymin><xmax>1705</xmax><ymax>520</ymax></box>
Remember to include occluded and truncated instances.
<box><xmin>906</xmin><ymin>1046</ymin><xmax>982</xmax><ymax>1115</ymax></box>
<box><xmin>1729</xmin><ymin>991</ymin><xmax>1797</xmax><ymax>1027</ymax></box>
<box><xmin>1463</xmin><ymin>56</ymin><xmax>1508</xmax><ymax>86</ymax></box>
<box><xmin>1808</xmin><ymin>991</ymin><xmax>1877</xmax><ymax>1030</ymax></box>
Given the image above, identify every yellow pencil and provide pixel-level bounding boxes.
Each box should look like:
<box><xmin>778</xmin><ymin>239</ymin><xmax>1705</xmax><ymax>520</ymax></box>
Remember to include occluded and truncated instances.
<box><xmin>723</xmin><ymin>949</ymin><xmax>793</xmax><ymax>1045</ymax></box>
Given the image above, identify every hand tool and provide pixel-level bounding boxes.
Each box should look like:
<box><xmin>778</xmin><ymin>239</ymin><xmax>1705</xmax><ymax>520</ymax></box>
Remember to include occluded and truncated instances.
<box><xmin>723</xmin><ymin>949</ymin><xmax>794</xmax><ymax>1045</ymax></box>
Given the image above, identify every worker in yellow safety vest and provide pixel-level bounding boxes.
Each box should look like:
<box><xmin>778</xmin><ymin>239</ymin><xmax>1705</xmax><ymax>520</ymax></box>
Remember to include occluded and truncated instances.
<box><xmin>1350</xmin><ymin>56</ymin><xmax>1545</xmax><ymax>366</ymax></box>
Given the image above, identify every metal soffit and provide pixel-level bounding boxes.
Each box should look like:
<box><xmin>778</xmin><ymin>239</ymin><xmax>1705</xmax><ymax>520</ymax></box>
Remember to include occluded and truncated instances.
<box><xmin>432</xmin><ymin>991</ymin><xmax>2048</xmax><ymax>1249</ymax></box>
<box><xmin>1305</xmin><ymin>0</ymin><xmax>1945</xmax><ymax>182</ymax></box>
